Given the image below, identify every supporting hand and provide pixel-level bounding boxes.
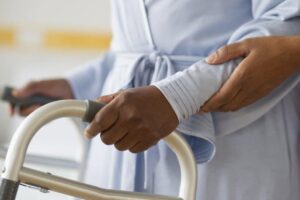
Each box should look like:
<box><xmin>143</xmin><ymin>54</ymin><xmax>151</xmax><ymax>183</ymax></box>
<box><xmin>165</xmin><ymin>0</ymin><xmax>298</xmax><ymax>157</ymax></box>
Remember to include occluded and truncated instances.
<box><xmin>201</xmin><ymin>36</ymin><xmax>300</xmax><ymax>112</ymax></box>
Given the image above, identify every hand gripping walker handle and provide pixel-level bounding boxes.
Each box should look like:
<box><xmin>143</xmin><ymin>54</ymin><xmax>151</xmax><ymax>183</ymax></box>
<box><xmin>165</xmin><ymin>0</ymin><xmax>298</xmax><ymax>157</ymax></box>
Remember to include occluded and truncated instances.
<box><xmin>0</xmin><ymin>100</ymin><xmax>104</xmax><ymax>200</ymax></box>
<box><xmin>1</xmin><ymin>86</ymin><xmax>60</xmax><ymax>107</ymax></box>
<box><xmin>0</xmin><ymin>100</ymin><xmax>197</xmax><ymax>200</ymax></box>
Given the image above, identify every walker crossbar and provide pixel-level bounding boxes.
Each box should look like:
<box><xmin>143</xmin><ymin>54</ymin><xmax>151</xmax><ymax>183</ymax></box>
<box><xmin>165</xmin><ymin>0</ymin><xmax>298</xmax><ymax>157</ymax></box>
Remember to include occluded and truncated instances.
<box><xmin>0</xmin><ymin>100</ymin><xmax>197</xmax><ymax>200</ymax></box>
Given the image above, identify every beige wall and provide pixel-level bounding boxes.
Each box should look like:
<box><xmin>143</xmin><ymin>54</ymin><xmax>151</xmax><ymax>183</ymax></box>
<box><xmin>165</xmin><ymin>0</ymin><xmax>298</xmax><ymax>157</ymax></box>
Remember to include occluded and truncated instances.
<box><xmin>0</xmin><ymin>0</ymin><xmax>111</xmax><ymax>31</ymax></box>
<box><xmin>0</xmin><ymin>0</ymin><xmax>111</xmax><ymax>49</ymax></box>
<box><xmin>0</xmin><ymin>2</ymin><xmax>112</xmax><ymax>199</ymax></box>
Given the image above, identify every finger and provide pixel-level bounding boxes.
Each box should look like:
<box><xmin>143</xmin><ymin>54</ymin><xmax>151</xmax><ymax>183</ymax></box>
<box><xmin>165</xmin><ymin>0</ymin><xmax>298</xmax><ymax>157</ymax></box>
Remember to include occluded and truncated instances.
<box><xmin>85</xmin><ymin>102</ymin><xmax>119</xmax><ymax>139</ymax></box>
<box><xmin>100</xmin><ymin>121</ymin><xmax>130</xmax><ymax>145</ymax></box>
<box><xmin>97</xmin><ymin>91</ymin><xmax>121</xmax><ymax>104</ymax></box>
<box><xmin>205</xmin><ymin>42</ymin><xmax>248</xmax><ymax>65</ymax></box>
<box><xmin>13</xmin><ymin>81</ymin><xmax>41</xmax><ymax>98</ymax></box>
<box><xmin>114</xmin><ymin>132</ymin><xmax>139</xmax><ymax>151</ymax></box>
<box><xmin>201</xmin><ymin>51</ymin><xmax>260</xmax><ymax>113</ymax></box>
<box><xmin>219</xmin><ymin>88</ymin><xmax>258</xmax><ymax>112</ymax></box>
<box><xmin>18</xmin><ymin>105</ymin><xmax>41</xmax><ymax>116</ymax></box>
<box><xmin>129</xmin><ymin>141</ymin><xmax>156</xmax><ymax>153</ymax></box>
<box><xmin>235</xmin><ymin>92</ymin><xmax>266</xmax><ymax>109</ymax></box>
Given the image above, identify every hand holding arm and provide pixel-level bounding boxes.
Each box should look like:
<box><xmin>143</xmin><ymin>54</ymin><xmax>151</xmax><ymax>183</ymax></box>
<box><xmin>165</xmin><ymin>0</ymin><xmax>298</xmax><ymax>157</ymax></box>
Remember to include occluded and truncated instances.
<box><xmin>201</xmin><ymin>36</ymin><xmax>300</xmax><ymax>112</ymax></box>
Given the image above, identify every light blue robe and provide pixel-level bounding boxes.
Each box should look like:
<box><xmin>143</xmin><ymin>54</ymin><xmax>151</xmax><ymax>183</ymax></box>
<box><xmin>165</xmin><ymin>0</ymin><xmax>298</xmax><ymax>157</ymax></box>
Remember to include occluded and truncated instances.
<box><xmin>67</xmin><ymin>0</ymin><xmax>300</xmax><ymax>199</ymax></box>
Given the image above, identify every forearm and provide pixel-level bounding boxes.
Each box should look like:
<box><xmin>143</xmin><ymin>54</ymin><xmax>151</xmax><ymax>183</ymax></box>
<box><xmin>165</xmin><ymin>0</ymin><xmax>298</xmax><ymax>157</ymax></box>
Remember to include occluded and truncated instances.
<box><xmin>288</xmin><ymin>36</ymin><xmax>300</xmax><ymax>71</ymax></box>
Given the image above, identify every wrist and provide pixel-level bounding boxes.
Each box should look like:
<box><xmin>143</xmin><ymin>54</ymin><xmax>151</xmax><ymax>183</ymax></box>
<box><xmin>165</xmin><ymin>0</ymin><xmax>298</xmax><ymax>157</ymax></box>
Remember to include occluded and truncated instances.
<box><xmin>149</xmin><ymin>85</ymin><xmax>179</xmax><ymax>124</ymax></box>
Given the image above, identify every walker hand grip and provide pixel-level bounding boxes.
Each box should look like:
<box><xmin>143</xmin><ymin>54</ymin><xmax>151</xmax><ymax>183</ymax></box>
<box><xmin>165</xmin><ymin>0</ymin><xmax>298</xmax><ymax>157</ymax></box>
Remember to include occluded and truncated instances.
<box><xmin>1</xmin><ymin>100</ymin><xmax>197</xmax><ymax>200</ymax></box>
<box><xmin>1</xmin><ymin>86</ymin><xmax>59</xmax><ymax>107</ymax></box>
<box><xmin>0</xmin><ymin>179</ymin><xmax>19</xmax><ymax>200</ymax></box>
<box><xmin>82</xmin><ymin>100</ymin><xmax>106</xmax><ymax>123</ymax></box>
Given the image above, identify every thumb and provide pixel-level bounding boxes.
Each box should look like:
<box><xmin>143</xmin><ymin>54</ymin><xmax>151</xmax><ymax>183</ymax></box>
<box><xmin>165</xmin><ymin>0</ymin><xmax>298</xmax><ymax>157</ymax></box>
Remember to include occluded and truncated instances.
<box><xmin>205</xmin><ymin>42</ymin><xmax>247</xmax><ymax>65</ymax></box>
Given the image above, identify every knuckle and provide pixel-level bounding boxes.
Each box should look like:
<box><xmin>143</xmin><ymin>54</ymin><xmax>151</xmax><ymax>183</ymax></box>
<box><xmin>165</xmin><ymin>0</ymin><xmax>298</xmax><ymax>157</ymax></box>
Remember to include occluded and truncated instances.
<box><xmin>127</xmin><ymin>115</ymin><xmax>143</xmax><ymax>128</ymax></box>
<box><xmin>117</xmin><ymin>93</ymin><xmax>137</xmax><ymax>112</ymax></box>
<box><xmin>243</xmin><ymin>38</ymin><xmax>255</xmax><ymax>49</ymax></box>
<box><xmin>119</xmin><ymin>91</ymin><xmax>133</xmax><ymax>103</ymax></box>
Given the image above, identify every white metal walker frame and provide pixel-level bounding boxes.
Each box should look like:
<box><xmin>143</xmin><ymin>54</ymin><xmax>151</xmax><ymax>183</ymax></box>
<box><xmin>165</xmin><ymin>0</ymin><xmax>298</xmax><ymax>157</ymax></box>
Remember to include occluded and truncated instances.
<box><xmin>0</xmin><ymin>100</ymin><xmax>197</xmax><ymax>200</ymax></box>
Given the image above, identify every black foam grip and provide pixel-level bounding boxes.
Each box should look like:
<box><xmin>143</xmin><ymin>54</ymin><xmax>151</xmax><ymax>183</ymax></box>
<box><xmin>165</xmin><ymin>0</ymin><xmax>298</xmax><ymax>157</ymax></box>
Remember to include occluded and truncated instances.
<box><xmin>0</xmin><ymin>179</ymin><xmax>19</xmax><ymax>200</ymax></box>
<box><xmin>2</xmin><ymin>86</ymin><xmax>59</xmax><ymax>107</ymax></box>
<box><xmin>83</xmin><ymin>100</ymin><xmax>106</xmax><ymax>123</ymax></box>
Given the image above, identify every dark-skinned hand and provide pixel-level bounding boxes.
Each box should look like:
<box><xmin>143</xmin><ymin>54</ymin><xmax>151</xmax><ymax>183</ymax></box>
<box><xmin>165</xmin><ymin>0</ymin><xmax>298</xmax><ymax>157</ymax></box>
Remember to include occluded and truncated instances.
<box><xmin>10</xmin><ymin>79</ymin><xmax>74</xmax><ymax>116</ymax></box>
<box><xmin>201</xmin><ymin>36</ymin><xmax>300</xmax><ymax>112</ymax></box>
<box><xmin>85</xmin><ymin>86</ymin><xmax>179</xmax><ymax>153</ymax></box>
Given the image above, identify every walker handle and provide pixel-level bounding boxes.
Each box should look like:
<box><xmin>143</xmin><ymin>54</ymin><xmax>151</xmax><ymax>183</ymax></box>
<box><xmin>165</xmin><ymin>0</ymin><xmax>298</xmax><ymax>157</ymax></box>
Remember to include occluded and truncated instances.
<box><xmin>0</xmin><ymin>179</ymin><xmax>19</xmax><ymax>200</ymax></box>
<box><xmin>1</xmin><ymin>86</ymin><xmax>59</xmax><ymax>107</ymax></box>
<box><xmin>82</xmin><ymin>100</ymin><xmax>106</xmax><ymax>122</ymax></box>
<box><xmin>1</xmin><ymin>100</ymin><xmax>197</xmax><ymax>200</ymax></box>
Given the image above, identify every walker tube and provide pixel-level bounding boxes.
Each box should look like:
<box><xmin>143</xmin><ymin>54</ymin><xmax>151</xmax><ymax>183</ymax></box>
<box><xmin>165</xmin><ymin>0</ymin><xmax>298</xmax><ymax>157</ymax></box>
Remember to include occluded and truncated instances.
<box><xmin>0</xmin><ymin>100</ymin><xmax>197</xmax><ymax>200</ymax></box>
<box><xmin>18</xmin><ymin>167</ymin><xmax>181</xmax><ymax>200</ymax></box>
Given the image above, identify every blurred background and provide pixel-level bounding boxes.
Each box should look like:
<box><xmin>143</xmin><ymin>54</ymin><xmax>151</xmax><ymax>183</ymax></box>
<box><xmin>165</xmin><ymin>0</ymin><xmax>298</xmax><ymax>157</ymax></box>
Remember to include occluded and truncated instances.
<box><xmin>0</xmin><ymin>0</ymin><xmax>111</xmax><ymax>199</ymax></box>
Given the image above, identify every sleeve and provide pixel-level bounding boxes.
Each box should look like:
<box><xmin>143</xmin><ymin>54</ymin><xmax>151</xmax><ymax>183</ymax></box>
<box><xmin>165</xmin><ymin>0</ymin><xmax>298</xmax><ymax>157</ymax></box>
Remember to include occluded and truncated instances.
<box><xmin>152</xmin><ymin>0</ymin><xmax>300</xmax><ymax>123</ymax></box>
<box><xmin>66</xmin><ymin>52</ymin><xmax>112</xmax><ymax>100</ymax></box>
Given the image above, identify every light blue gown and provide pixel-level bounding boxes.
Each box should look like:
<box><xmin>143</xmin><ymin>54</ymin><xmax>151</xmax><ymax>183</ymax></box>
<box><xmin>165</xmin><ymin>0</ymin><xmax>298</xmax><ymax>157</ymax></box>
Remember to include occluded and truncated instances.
<box><xmin>67</xmin><ymin>0</ymin><xmax>300</xmax><ymax>199</ymax></box>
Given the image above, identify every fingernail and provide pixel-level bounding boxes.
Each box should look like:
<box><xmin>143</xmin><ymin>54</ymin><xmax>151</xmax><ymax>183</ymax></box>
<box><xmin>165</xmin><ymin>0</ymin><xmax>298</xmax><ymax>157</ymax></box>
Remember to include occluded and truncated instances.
<box><xmin>205</xmin><ymin>53</ymin><xmax>217</xmax><ymax>64</ymax></box>
<box><xmin>84</xmin><ymin>130</ymin><xmax>93</xmax><ymax>139</ymax></box>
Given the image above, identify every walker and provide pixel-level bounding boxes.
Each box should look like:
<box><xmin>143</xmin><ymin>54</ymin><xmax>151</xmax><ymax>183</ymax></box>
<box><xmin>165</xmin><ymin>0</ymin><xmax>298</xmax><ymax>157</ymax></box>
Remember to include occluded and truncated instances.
<box><xmin>0</xmin><ymin>100</ymin><xmax>197</xmax><ymax>200</ymax></box>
